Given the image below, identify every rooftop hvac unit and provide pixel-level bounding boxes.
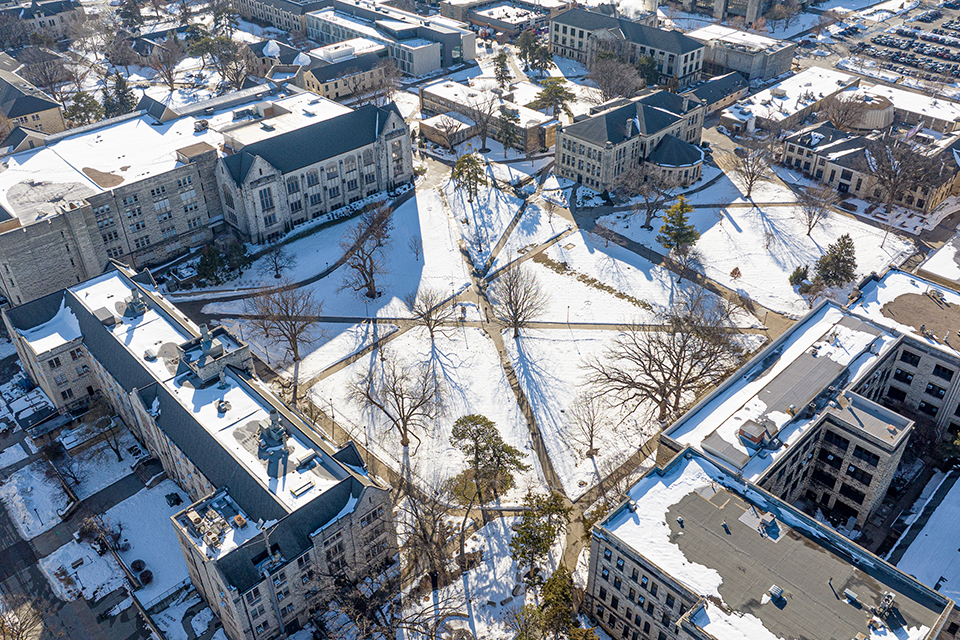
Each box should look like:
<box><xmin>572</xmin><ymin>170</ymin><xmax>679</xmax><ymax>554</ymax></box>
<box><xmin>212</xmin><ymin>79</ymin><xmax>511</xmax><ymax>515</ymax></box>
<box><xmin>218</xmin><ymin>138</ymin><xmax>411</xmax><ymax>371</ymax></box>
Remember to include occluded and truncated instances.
<box><xmin>768</xmin><ymin>584</ymin><xmax>783</xmax><ymax>600</ymax></box>
<box><xmin>187</xmin><ymin>510</ymin><xmax>202</xmax><ymax>527</ymax></box>
<box><xmin>233</xmin><ymin>514</ymin><xmax>248</xmax><ymax>529</ymax></box>
<box><xmin>203</xmin><ymin>531</ymin><xmax>221</xmax><ymax>548</ymax></box>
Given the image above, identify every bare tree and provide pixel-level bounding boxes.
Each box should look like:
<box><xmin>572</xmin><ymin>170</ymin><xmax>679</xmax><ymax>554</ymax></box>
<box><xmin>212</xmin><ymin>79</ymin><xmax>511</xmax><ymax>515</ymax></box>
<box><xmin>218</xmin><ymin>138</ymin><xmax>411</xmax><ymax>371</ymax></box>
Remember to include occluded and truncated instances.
<box><xmin>258</xmin><ymin>244</ymin><xmax>297</xmax><ymax>279</ymax></box>
<box><xmin>348</xmin><ymin>348</ymin><xmax>445</xmax><ymax>457</ymax></box>
<box><xmin>469</xmin><ymin>92</ymin><xmax>499</xmax><ymax>153</ymax></box>
<box><xmin>796</xmin><ymin>184</ymin><xmax>839</xmax><ymax>235</ymax></box>
<box><xmin>150</xmin><ymin>37</ymin><xmax>186</xmax><ymax>91</ymax></box>
<box><xmin>585</xmin><ymin>289</ymin><xmax>743</xmax><ymax>423</ymax></box>
<box><xmin>370</xmin><ymin>59</ymin><xmax>401</xmax><ymax>107</ymax></box>
<box><xmin>339</xmin><ymin>203</ymin><xmax>393</xmax><ymax>299</ymax></box>
<box><xmin>244</xmin><ymin>282</ymin><xmax>324</xmax><ymax>407</ymax></box>
<box><xmin>17</xmin><ymin>48</ymin><xmax>68</xmax><ymax>104</ymax></box>
<box><xmin>729</xmin><ymin>139</ymin><xmax>771</xmax><ymax>199</ymax></box>
<box><xmin>491</xmin><ymin>263</ymin><xmax>549</xmax><ymax>338</ymax></box>
<box><xmin>820</xmin><ymin>93</ymin><xmax>866</xmax><ymax>131</ymax></box>
<box><xmin>394</xmin><ymin>471</ymin><xmax>455</xmax><ymax>583</ymax></box>
<box><xmin>106</xmin><ymin>37</ymin><xmax>139</xmax><ymax>77</ymax></box>
<box><xmin>42</xmin><ymin>443</ymin><xmax>86</xmax><ymax>490</ymax></box>
<box><xmin>405</xmin><ymin>285</ymin><xmax>456</xmax><ymax>342</ymax></box>
<box><xmin>587</xmin><ymin>55</ymin><xmax>644</xmax><ymax>103</ymax></box>
<box><xmin>432</xmin><ymin>113</ymin><xmax>465</xmax><ymax>152</ymax></box>
<box><xmin>85</xmin><ymin>396</ymin><xmax>125</xmax><ymax>462</ymax></box>
<box><xmin>221</xmin><ymin>43</ymin><xmax>255</xmax><ymax>91</ymax></box>
<box><xmin>567</xmin><ymin>393</ymin><xmax>608</xmax><ymax>459</ymax></box>
<box><xmin>408</xmin><ymin>234</ymin><xmax>423</xmax><ymax>261</ymax></box>
<box><xmin>0</xmin><ymin>593</ymin><xmax>53</xmax><ymax>640</ymax></box>
<box><xmin>614</xmin><ymin>163</ymin><xmax>679</xmax><ymax>229</ymax></box>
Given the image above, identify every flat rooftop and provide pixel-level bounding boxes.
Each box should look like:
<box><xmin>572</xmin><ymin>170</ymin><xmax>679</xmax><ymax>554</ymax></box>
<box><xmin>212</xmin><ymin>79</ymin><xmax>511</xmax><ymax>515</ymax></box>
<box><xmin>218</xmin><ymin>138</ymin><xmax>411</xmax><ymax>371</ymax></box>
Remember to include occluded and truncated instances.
<box><xmin>602</xmin><ymin>453</ymin><xmax>948</xmax><ymax>640</ymax></box>
<box><xmin>685</xmin><ymin>24</ymin><xmax>786</xmax><ymax>51</ymax></box>
<box><xmin>473</xmin><ymin>2</ymin><xmax>546</xmax><ymax>23</ymax></box>
<box><xmin>0</xmin><ymin>89</ymin><xmax>325</xmax><ymax>226</ymax></box>
<box><xmin>919</xmin><ymin>233</ymin><xmax>960</xmax><ymax>287</ymax></box>
<box><xmin>422</xmin><ymin>79</ymin><xmax>553</xmax><ymax>126</ymax></box>
<box><xmin>849</xmin><ymin>269</ymin><xmax>960</xmax><ymax>358</ymax></box>
<box><xmin>66</xmin><ymin>270</ymin><xmax>350</xmax><ymax>513</ymax></box>
<box><xmin>862</xmin><ymin>82</ymin><xmax>960</xmax><ymax>124</ymax></box>
<box><xmin>666</xmin><ymin>304</ymin><xmax>898</xmax><ymax>478</ymax></box>
<box><xmin>722</xmin><ymin>67</ymin><xmax>857</xmax><ymax>124</ymax></box>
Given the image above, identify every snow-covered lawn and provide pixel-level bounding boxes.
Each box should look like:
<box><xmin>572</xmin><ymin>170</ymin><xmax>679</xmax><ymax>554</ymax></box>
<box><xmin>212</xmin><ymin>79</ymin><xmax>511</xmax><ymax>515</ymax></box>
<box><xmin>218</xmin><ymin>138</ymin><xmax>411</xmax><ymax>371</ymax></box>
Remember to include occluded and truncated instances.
<box><xmin>308</xmin><ymin>327</ymin><xmax>545</xmax><ymax>503</ymax></box>
<box><xmin>503</xmin><ymin>329</ymin><xmax>661</xmax><ymax>498</ymax></box>
<box><xmin>0</xmin><ymin>460</ymin><xmax>68</xmax><ymax>538</ymax></box>
<box><xmin>0</xmin><ymin>442</ymin><xmax>28</xmax><ymax>469</ymax></box>
<box><xmin>73</xmin><ymin>430</ymin><xmax>146</xmax><ymax>501</ymax></box>
<box><xmin>449</xmin><ymin>176</ymin><xmax>525</xmax><ymax>269</ymax></box>
<box><xmin>490</xmin><ymin>200</ymin><xmax>572</xmax><ymax>272</ymax></box>
<box><xmin>204</xmin><ymin>186</ymin><xmax>469</xmax><ymax>322</ymax></box>
<box><xmin>106</xmin><ymin>480</ymin><xmax>190</xmax><ymax>607</ymax></box>
<box><xmin>154</xmin><ymin>591</ymin><xmax>203</xmax><ymax>640</ymax></box>
<box><xmin>599</xmin><ymin>172</ymin><xmax>914</xmax><ymax>316</ymax></box>
<box><xmin>39</xmin><ymin>540</ymin><xmax>125</xmax><ymax>602</ymax></box>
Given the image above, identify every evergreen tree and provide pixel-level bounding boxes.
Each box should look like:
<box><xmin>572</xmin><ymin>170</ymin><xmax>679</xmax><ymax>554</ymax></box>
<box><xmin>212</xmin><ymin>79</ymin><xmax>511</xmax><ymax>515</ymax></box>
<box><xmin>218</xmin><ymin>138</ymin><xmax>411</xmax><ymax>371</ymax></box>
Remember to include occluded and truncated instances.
<box><xmin>815</xmin><ymin>233</ymin><xmax>857</xmax><ymax>287</ymax></box>
<box><xmin>197</xmin><ymin>246</ymin><xmax>226</xmax><ymax>284</ymax></box>
<box><xmin>497</xmin><ymin>108</ymin><xmax>521</xmax><ymax>155</ymax></box>
<box><xmin>66</xmin><ymin>91</ymin><xmax>104</xmax><ymax>126</ymax></box>
<box><xmin>529</xmin><ymin>43</ymin><xmax>553</xmax><ymax>76</ymax></box>
<box><xmin>101</xmin><ymin>87</ymin><xmax>117</xmax><ymax>119</ymax></box>
<box><xmin>494</xmin><ymin>49</ymin><xmax>510</xmax><ymax>89</ymax></box>
<box><xmin>112</xmin><ymin>73</ymin><xmax>138</xmax><ymax>115</ymax></box>
<box><xmin>451</xmin><ymin>152</ymin><xmax>487</xmax><ymax>203</ymax></box>
<box><xmin>541</xmin><ymin>565</ymin><xmax>575</xmax><ymax>639</ymax></box>
<box><xmin>528</xmin><ymin>78</ymin><xmax>576</xmax><ymax>118</ymax></box>
<box><xmin>516</xmin><ymin>30</ymin><xmax>537</xmax><ymax>66</ymax></box>
<box><xmin>117</xmin><ymin>0</ymin><xmax>144</xmax><ymax>29</ymax></box>
<box><xmin>655</xmin><ymin>195</ymin><xmax>700</xmax><ymax>254</ymax></box>
<box><xmin>510</xmin><ymin>492</ymin><xmax>571</xmax><ymax>588</ymax></box>
<box><xmin>450</xmin><ymin>414</ymin><xmax>528</xmax><ymax>512</ymax></box>
<box><xmin>636</xmin><ymin>55</ymin><xmax>659</xmax><ymax>85</ymax></box>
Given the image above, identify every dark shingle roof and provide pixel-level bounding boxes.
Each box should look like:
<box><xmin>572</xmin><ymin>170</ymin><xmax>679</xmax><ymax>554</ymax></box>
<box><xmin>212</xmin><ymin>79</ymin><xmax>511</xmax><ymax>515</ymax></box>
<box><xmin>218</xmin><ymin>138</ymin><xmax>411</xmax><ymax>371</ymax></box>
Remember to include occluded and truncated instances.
<box><xmin>223</xmin><ymin>102</ymin><xmax>403</xmax><ymax>185</ymax></box>
<box><xmin>551</xmin><ymin>8</ymin><xmax>702</xmax><ymax>54</ymax></box>
<box><xmin>562</xmin><ymin>92</ymin><xmax>683</xmax><ymax>145</ymax></box>
<box><xmin>246</xmin><ymin>40</ymin><xmax>302</xmax><ymax>64</ymax></box>
<box><xmin>0</xmin><ymin>69</ymin><xmax>59</xmax><ymax>117</ymax></box>
<box><xmin>306</xmin><ymin>50</ymin><xmax>385</xmax><ymax>83</ymax></box>
<box><xmin>216</xmin><ymin>477</ymin><xmax>366</xmax><ymax>593</ymax></box>
<box><xmin>647</xmin><ymin>134</ymin><xmax>703</xmax><ymax>167</ymax></box>
<box><xmin>683</xmin><ymin>72</ymin><xmax>748</xmax><ymax>106</ymax></box>
<box><xmin>0</xmin><ymin>0</ymin><xmax>79</xmax><ymax>20</ymax></box>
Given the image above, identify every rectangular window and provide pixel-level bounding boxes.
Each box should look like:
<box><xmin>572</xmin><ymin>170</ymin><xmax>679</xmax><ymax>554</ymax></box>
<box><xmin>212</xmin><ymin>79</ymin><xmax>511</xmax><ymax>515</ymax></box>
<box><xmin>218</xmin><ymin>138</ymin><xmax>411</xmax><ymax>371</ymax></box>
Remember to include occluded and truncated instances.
<box><xmin>839</xmin><ymin>483</ymin><xmax>865</xmax><ymax>505</ymax></box>
<box><xmin>150</xmin><ymin>186</ymin><xmax>166</xmax><ymax>199</ymax></box>
<box><xmin>919</xmin><ymin>401</ymin><xmax>939</xmax><ymax>417</ymax></box>
<box><xmin>665</xmin><ymin>594</ymin><xmax>675</xmax><ymax>608</ymax></box>
<box><xmin>48</xmin><ymin>357</ymin><xmax>62</xmax><ymax>369</ymax></box>
<box><xmin>306</xmin><ymin>170</ymin><xmax>319</xmax><ymax>187</ymax></box>
<box><xmin>900</xmin><ymin>350</ymin><xmax>921</xmax><ymax>367</ymax></box>
<box><xmin>54</xmin><ymin>373</ymin><xmax>67</xmax><ymax>385</ymax></box>
<box><xmin>153</xmin><ymin>199</ymin><xmax>170</xmax><ymax>212</ymax></box>
<box><xmin>887</xmin><ymin>386</ymin><xmax>907</xmax><ymax>402</ymax></box>
<box><xmin>926</xmin><ymin>383</ymin><xmax>946</xmax><ymax>399</ymax></box>
<box><xmin>264</xmin><ymin>213</ymin><xmax>277</xmax><ymax>227</ymax></box>
<box><xmin>602</xmin><ymin>568</ymin><xmax>610</xmax><ymax>581</ymax></box>
<box><xmin>599</xmin><ymin>587</ymin><xmax>607</xmax><ymax>601</ymax></box>
<box><xmin>823</xmin><ymin>430</ymin><xmax>849</xmax><ymax>451</ymax></box>
<box><xmin>259</xmin><ymin>187</ymin><xmax>275</xmax><ymax>211</ymax></box>
<box><xmin>122</xmin><ymin>195</ymin><xmax>139</xmax><ymax>206</ymax></box>
<box><xmin>846</xmin><ymin>465</ymin><xmax>873</xmax><ymax>486</ymax></box>
<box><xmin>934</xmin><ymin>364</ymin><xmax>955</xmax><ymax>382</ymax></box>
<box><xmin>309</xmin><ymin>193</ymin><xmax>323</xmax><ymax>206</ymax></box>
<box><xmin>177</xmin><ymin>176</ymin><xmax>193</xmax><ymax>188</ymax></box>
<box><xmin>287</xmin><ymin>177</ymin><xmax>300</xmax><ymax>194</ymax></box>
<box><xmin>328</xmin><ymin>186</ymin><xmax>340</xmax><ymax>198</ymax></box>
<box><xmin>134</xmin><ymin>236</ymin><xmax>150</xmax><ymax>249</ymax></box>
<box><xmin>61</xmin><ymin>389</ymin><xmax>74</xmax><ymax>400</ymax></box>
<box><xmin>893</xmin><ymin>368</ymin><xmax>914</xmax><ymax>384</ymax></box>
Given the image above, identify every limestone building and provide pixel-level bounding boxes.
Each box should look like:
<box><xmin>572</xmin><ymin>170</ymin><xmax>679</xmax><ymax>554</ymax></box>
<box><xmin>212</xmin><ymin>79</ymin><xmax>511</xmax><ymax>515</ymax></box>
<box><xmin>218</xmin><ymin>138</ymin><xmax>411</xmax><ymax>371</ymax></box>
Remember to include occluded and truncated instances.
<box><xmin>0</xmin><ymin>0</ymin><xmax>85</xmax><ymax>41</ymax></box>
<box><xmin>2</xmin><ymin>264</ymin><xmax>396</xmax><ymax>640</ymax></box>
<box><xmin>685</xmin><ymin>24</ymin><xmax>795</xmax><ymax>81</ymax></box>
<box><xmin>554</xmin><ymin>90</ymin><xmax>705</xmax><ymax>192</ymax></box>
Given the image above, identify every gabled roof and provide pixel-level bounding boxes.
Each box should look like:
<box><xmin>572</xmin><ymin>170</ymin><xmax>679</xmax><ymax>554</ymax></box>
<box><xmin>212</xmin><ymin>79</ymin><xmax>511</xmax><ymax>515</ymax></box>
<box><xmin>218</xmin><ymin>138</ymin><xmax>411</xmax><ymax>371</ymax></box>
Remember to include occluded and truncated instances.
<box><xmin>246</xmin><ymin>39</ymin><xmax>303</xmax><ymax>64</ymax></box>
<box><xmin>305</xmin><ymin>49</ymin><xmax>385</xmax><ymax>83</ymax></box>
<box><xmin>0</xmin><ymin>69</ymin><xmax>59</xmax><ymax>118</ymax></box>
<box><xmin>682</xmin><ymin>72</ymin><xmax>748</xmax><ymax>106</ymax></box>
<box><xmin>0</xmin><ymin>0</ymin><xmax>80</xmax><ymax>19</ymax></box>
<box><xmin>222</xmin><ymin>101</ymin><xmax>403</xmax><ymax>185</ymax></box>
<box><xmin>551</xmin><ymin>7</ymin><xmax>701</xmax><ymax>54</ymax></box>
<box><xmin>561</xmin><ymin>91</ymin><xmax>687</xmax><ymax>146</ymax></box>
<box><xmin>647</xmin><ymin>133</ymin><xmax>703</xmax><ymax>167</ymax></box>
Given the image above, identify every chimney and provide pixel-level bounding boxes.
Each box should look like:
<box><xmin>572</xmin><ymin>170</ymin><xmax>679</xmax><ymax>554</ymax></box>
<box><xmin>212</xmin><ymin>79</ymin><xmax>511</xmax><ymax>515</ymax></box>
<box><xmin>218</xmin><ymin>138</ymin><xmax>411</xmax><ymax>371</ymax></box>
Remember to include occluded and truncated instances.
<box><xmin>625</xmin><ymin>118</ymin><xmax>633</xmax><ymax>137</ymax></box>
<box><xmin>200</xmin><ymin>324</ymin><xmax>212</xmax><ymax>354</ymax></box>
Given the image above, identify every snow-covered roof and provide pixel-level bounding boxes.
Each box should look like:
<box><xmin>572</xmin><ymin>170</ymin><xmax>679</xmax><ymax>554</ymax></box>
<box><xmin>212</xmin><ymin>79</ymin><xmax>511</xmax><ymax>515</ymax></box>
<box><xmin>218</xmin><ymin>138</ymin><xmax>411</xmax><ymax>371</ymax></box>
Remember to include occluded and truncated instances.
<box><xmin>665</xmin><ymin>303</ymin><xmax>898</xmax><ymax>479</ymax></box>
<box><xmin>919</xmin><ymin>233</ymin><xmax>960</xmax><ymax>286</ymax></box>
<box><xmin>722</xmin><ymin>67</ymin><xmax>858</xmax><ymax>124</ymax></box>
<box><xmin>422</xmin><ymin>79</ymin><xmax>553</xmax><ymax>127</ymax></box>
<box><xmin>861</xmin><ymin>82</ymin><xmax>960</xmax><ymax>125</ymax></box>
<box><xmin>15</xmin><ymin>296</ymin><xmax>81</xmax><ymax>354</ymax></box>
<box><xmin>600</xmin><ymin>451</ymin><xmax>947</xmax><ymax>640</ymax></box>
<box><xmin>849</xmin><ymin>269</ymin><xmax>960</xmax><ymax>358</ymax></box>
<box><xmin>685</xmin><ymin>24</ymin><xmax>788</xmax><ymax>52</ymax></box>
<box><xmin>473</xmin><ymin>1</ymin><xmax>546</xmax><ymax>24</ymax></box>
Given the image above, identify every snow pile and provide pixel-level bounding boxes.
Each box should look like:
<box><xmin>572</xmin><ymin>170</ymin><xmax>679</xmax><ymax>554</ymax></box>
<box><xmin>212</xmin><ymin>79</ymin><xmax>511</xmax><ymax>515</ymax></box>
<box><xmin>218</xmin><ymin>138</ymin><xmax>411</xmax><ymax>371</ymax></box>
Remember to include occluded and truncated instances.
<box><xmin>604</xmin><ymin>455</ymin><xmax>726</xmax><ymax>596</ymax></box>
<box><xmin>0</xmin><ymin>460</ymin><xmax>68</xmax><ymax>538</ymax></box>
<box><xmin>39</xmin><ymin>540</ymin><xmax>125</xmax><ymax>602</ymax></box>
<box><xmin>0</xmin><ymin>443</ymin><xmax>28</xmax><ymax>469</ymax></box>
<box><xmin>106</xmin><ymin>480</ymin><xmax>191</xmax><ymax>606</ymax></box>
<box><xmin>154</xmin><ymin>591</ymin><xmax>202</xmax><ymax>640</ymax></box>
<box><xmin>190</xmin><ymin>607</ymin><xmax>215</xmax><ymax>636</ymax></box>
<box><xmin>692</xmin><ymin>602</ymin><xmax>783</xmax><ymax>640</ymax></box>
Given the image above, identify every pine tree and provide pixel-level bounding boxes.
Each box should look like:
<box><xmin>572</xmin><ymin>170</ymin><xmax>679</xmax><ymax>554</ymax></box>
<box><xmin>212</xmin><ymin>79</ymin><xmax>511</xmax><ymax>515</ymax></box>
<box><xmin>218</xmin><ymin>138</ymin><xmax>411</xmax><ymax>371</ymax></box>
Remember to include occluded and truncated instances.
<box><xmin>510</xmin><ymin>491</ymin><xmax>571</xmax><ymax>588</ymax></box>
<box><xmin>497</xmin><ymin>108</ymin><xmax>521</xmax><ymax>155</ymax></box>
<box><xmin>494</xmin><ymin>49</ymin><xmax>510</xmax><ymax>90</ymax></box>
<box><xmin>541</xmin><ymin>565</ymin><xmax>575</xmax><ymax>638</ymax></box>
<box><xmin>528</xmin><ymin>78</ymin><xmax>576</xmax><ymax>118</ymax></box>
<box><xmin>112</xmin><ymin>73</ymin><xmax>138</xmax><ymax>116</ymax></box>
<box><xmin>117</xmin><ymin>0</ymin><xmax>144</xmax><ymax>29</ymax></box>
<box><xmin>451</xmin><ymin>152</ymin><xmax>487</xmax><ymax>203</ymax></box>
<box><xmin>516</xmin><ymin>30</ymin><xmax>537</xmax><ymax>66</ymax></box>
<box><xmin>450</xmin><ymin>414</ymin><xmax>528</xmax><ymax>511</ymax></box>
<box><xmin>656</xmin><ymin>195</ymin><xmax>700</xmax><ymax>253</ymax></box>
<box><xmin>815</xmin><ymin>233</ymin><xmax>857</xmax><ymax>287</ymax></box>
<box><xmin>101</xmin><ymin>87</ymin><xmax>117</xmax><ymax>119</ymax></box>
<box><xmin>66</xmin><ymin>91</ymin><xmax>104</xmax><ymax>126</ymax></box>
